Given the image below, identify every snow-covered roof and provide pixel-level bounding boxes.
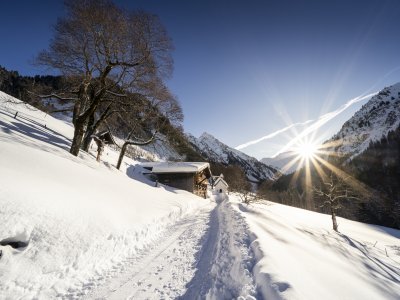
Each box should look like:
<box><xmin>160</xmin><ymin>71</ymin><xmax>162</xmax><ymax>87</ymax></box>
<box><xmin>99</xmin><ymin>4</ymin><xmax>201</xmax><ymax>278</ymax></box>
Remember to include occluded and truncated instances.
<box><xmin>214</xmin><ymin>176</ymin><xmax>229</xmax><ymax>187</ymax></box>
<box><xmin>142</xmin><ymin>162</ymin><xmax>210</xmax><ymax>174</ymax></box>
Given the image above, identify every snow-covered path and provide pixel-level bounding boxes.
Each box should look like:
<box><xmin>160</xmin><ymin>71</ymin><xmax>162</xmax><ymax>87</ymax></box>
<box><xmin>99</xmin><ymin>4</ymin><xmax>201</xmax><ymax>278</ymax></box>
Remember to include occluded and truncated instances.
<box><xmin>81</xmin><ymin>195</ymin><xmax>258</xmax><ymax>300</ymax></box>
<box><xmin>82</xmin><ymin>204</ymin><xmax>213</xmax><ymax>300</ymax></box>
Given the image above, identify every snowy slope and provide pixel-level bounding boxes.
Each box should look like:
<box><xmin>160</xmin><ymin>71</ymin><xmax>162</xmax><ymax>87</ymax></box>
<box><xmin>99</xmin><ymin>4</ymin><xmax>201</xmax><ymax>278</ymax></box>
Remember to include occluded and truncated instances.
<box><xmin>39</xmin><ymin>95</ymin><xmax>182</xmax><ymax>162</ymax></box>
<box><xmin>230</xmin><ymin>197</ymin><xmax>400</xmax><ymax>300</ymax></box>
<box><xmin>0</xmin><ymin>92</ymin><xmax>209</xmax><ymax>298</ymax></box>
<box><xmin>188</xmin><ymin>132</ymin><xmax>279</xmax><ymax>182</ymax></box>
<box><xmin>329</xmin><ymin>82</ymin><xmax>400</xmax><ymax>159</ymax></box>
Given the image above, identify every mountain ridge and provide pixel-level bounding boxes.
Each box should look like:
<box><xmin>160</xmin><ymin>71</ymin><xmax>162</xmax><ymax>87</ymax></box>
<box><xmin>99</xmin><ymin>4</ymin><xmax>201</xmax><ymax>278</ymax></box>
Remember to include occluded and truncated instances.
<box><xmin>187</xmin><ymin>132</ymin><xmax>279</xmax><ymax>182</ymax></box>
<box><xmin>328</xmin><ymin>82</ymin><xmax>400</xmax><ymax>160</ymax></box>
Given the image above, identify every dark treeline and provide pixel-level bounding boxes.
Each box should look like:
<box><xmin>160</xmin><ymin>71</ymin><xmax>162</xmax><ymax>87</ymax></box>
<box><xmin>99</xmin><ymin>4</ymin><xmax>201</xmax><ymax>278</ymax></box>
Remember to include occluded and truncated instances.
<box><xmin>0</xmin><ymin>65</ymin><xmax>63</xmax><ymax>109</ymax></box>
<box><xmin>347</xmin><ymin>126</ymin><xmax>400</xmax><ymax>228</ymax></box>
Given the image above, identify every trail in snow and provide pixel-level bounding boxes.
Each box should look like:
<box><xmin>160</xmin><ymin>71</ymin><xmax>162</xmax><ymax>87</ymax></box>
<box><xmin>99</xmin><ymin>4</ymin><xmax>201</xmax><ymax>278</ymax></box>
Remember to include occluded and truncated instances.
<box><xmin>81</xmin><ymin>195</ymin><xmax>259</xmax><ymax>300</ymax></box>
<box><xmin>182</xmin><ymin>195</ymin><xmax>259</xmax><ymax>299</ymax></box>
<box><xmin>81</xmin><ymin>205</ymin><xmax>214</xmax><ymax>300</ymax></box>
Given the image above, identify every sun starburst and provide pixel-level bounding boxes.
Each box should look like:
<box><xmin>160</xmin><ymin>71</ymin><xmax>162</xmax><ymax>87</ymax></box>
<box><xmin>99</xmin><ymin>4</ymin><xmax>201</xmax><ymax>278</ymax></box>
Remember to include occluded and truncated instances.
<box><xmin>294</xmin><ymin>142</ymin><xmax>318</xmax><ymax>160</ymax></box>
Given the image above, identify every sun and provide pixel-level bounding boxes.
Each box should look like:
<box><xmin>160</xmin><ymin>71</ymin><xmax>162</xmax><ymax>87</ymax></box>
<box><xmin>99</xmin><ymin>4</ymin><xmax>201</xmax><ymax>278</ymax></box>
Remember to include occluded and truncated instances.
<box><xmin>295</xmin><ymin>142</ymin><xmax>318</xmax><ymax>160</ymax></box>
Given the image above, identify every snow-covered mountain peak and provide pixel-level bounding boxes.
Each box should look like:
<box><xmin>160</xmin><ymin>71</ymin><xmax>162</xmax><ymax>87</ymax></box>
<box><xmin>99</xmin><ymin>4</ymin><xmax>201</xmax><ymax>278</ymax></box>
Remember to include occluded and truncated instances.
<box><xmin>199</xmin><ymin>131</ymin><xmax>215</xmax><ymax>140</ymax></box>
<box><xmin>188</xmin><ymin>132</ymin><xmax>279</xmax><ymax>182</ymax></box>
<box><xmin>328</xmin><ymin>82</ymin><xmax>400</xmax><ymax>159</ymax></box>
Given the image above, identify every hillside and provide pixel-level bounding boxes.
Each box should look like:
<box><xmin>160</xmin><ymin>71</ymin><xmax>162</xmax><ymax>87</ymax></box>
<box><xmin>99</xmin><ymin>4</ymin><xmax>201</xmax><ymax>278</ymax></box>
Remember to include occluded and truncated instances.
<box><xmin>329</xmin><ymin>82</ymin><xmax>400</xmax><ymax>159</ymax></box>
<box><xmin>188</xmin><ymin>132</ymin><xmax>279</xmax><ymax>182</ymax></box>
<box><xmin>0</xmin><ymin>91</ymin><xmax>399</xmax><ymax>299</ymax></box>
<box><xmin>232</xmin><ymin>198</ymin><xmax>400</xmax><ymax>300</ymax></box>
<box><xmin>0</xmin><ymin>91</ymin><xmax>209</xmax><ymax>298</ymax></box>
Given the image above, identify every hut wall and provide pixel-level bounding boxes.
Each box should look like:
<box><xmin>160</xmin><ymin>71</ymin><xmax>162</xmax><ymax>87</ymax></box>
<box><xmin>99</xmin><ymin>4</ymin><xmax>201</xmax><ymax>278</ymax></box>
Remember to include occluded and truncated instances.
<box><xmin>214</xmin><ymin>181</ymin><xmax>228</xmax><ymax>193</ymax></box>
<box><xmin>157</xmin><ymin>173</ymin><xmax>194</xmax><ymax>192</ymax></box>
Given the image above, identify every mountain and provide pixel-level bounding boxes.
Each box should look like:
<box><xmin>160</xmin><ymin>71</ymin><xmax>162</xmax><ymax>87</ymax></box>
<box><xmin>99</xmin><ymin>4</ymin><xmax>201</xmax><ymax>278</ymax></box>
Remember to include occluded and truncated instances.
<box><xmin>328</xmin><ymin>82</ymin><xmax>400</xmax><ymax>160</ymax></box>
<box><xmin>187</xmin><ymin>132</ymin><xmax>279</xmax><ymax>182</ymax></box>
<box><xmin>261</xmin><ymin>151</ymin><xmax>299</xmax><ymax>174</ymax></box>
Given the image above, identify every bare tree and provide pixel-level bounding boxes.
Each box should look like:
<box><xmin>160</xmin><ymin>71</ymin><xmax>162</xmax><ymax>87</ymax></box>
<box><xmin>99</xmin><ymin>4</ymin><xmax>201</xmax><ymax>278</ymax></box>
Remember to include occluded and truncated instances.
<box><xmin>114</xmin><ymin>98</ymin><xmax>159</xmax><ymax>169</ymax></box>
<box><xmin>236</xmin><ymin>184</ymin><xmax>257</xmax><ymax>204</ymax></box>
<box><xmin>114</xmin><ymin>83</ymin><xmax>183</xmax><ymax>170</ymax></box>
<box><xmin>313</xmin><ymin>172</ymin><xmax>359</xmax><ymax>232</ymax></box>
<box><xmin>216</xmin><ymin>165</ymin><xmax>257</xmax><ymax>204</ymax></box>
<box><xmin>37</xmin><ymin>0</ymin><xmax>173</xmax><ymax>156</ymax></box>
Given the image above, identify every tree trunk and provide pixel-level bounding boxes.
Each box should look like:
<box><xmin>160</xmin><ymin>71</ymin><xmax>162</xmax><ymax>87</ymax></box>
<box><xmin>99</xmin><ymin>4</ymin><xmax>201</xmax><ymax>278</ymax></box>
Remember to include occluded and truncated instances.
<box><xmin>116</xmin><ymin>132</ymin><xmax>156</xmax><ymax>169</ymax></box>
<box><xmin>70</xmin><ymin>120</ymin><xmax>86</xmax><ymax>156</ymax></box>
<box><xmin>82</xmin><ymin>105</ymin><xmax>113</xmax><ymax>152</ymax></box>
<box><xmin>81</xmin><ymin>132</ymin><xmax>93</xmax><ymax>152</ymax></box>
<box><xmin>96</xmin><ymin>141</ymin><xmax>104</xmax><ymax>162</ymax></box>
<box><xmin>81</xmin><ymin>113</ymin><xmax>95</xmax><ymax>152</ymax></box>
<box><xmin>116</xmin><ymin>143</ymin><xmax>129</xmax><ymax>170</ymax></box>
<box><xmin>331</xmin><ymin>207</ymin><xmax>339</xmax><ymax>232</ymax></box>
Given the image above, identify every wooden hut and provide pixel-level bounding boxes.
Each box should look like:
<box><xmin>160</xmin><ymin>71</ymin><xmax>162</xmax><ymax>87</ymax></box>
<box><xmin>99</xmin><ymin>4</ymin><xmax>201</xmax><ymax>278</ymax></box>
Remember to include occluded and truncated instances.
<box><xmin>212</xmin><ymin>174</ymin><xmax>229</xmax><ymax>194</ymax></box>
<box><xmin>142</xmin><ymin>162</ymin><xmax>212</xmax><ymax>198</ymax></box>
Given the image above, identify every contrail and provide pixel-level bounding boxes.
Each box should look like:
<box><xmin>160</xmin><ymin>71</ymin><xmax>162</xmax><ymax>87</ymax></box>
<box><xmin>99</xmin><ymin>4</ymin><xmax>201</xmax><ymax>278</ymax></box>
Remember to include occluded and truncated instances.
<box><xmin>273</xmin><ymin>91</ymin><xmax>377</xmax><ymax>157</ymax></box>
<box><xmin>235</xmin><ymin>91</ymin><xmax>377</xmax><ymax>153</ymax></box>
<box><xmin>235</xmin><ymin>119</ymin><xmax>314</xmax><ymax>150</ymax></box>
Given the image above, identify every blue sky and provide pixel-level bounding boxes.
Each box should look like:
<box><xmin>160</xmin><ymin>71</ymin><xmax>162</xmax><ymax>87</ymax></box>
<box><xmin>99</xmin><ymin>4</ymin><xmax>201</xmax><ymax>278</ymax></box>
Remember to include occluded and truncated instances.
<box><xmin>1</xmin><ymin>0</ymin><xmax>400</xmax><ymax>158</ymax></box>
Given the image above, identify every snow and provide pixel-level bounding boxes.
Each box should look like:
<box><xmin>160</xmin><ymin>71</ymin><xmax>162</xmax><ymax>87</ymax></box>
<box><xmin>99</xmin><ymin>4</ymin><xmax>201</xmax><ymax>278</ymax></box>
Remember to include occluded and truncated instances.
<box><xmin>213</xmin><ymin>176</ymin><xmax>229</xmax><ymax>187</ymax></box>
<box><xmin>330</xmin><ymin>82</ymin><xmax>400</xmax><ymax>159</ymax></box>
<box><xmin>231</xmin><ymin>196</ymin><xmax>400</xmax><ymax>300</ymax></box>
<box><xmin>0</xmin><ymin>92</ymin><xmax>209</xmax><ymax>298</ymax></box>
<box><xmin>1</xmin><ymin>91</ymin><xmax>399</xmax><ymax>299</ymax></box>
<box><xmin>84</xmin><ymin>205</ymin><xmax>216</xmax><ymax>299</ymax></box>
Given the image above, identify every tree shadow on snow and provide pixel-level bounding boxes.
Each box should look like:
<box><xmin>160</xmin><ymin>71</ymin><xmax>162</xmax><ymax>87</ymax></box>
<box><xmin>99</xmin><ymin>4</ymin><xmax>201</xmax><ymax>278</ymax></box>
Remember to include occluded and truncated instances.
<box><xmin>299</xmin><ymin>228</ymin><xmax>400</xmax><ymax>299</ymax></box>
<box><xmin>0</xmin><ymin>110</ymin><xmax>71</xmax><ymax>151</ymax></box>
<box><xmin>0</xmin><ymin>112</ymin><xmax>107</xmax><ymax>171</ymax></box>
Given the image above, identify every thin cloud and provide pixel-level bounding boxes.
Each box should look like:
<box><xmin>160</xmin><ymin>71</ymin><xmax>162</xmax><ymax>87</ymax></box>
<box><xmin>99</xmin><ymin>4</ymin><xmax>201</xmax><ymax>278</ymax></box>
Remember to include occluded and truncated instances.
<box><xmin>235</xmin><ymin>119</ymin><xmax>314</xmax><ymax>150</ymax></box>
<box><xmin>235</xmin><ymin>91</ymin><xmax>377</xmax><ymax>155</ymax></box>
<box><xmin>273</xmin><ymin>91</ymin><xmax>377</xmax><ymax>157</ymax></box>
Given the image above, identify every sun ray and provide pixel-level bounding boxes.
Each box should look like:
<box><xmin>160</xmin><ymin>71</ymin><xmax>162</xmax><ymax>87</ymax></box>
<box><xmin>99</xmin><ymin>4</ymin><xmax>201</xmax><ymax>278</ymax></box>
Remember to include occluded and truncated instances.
<box><xmin>290</xmin><ymin>156</ymin><xmax>306</xmax><ymax>187</ymax></box>
<box><xmin>304</xmin><ymin>155</ymin><xmax>313</xmax><ymax>210</ymax></box>
<box><xmin>310</xmin><ymin>155</ymin><xmax>329</xmax><ymax>183</ymax></box>
<box><xmin>313</xmin><ymin>155</ymin><xmax>369</xmax><ymax>195</ymax></box>
<box><xmin>280</xmin><ymin>154</ymin><xmax>302</xmax><ymax>174</ymax></box>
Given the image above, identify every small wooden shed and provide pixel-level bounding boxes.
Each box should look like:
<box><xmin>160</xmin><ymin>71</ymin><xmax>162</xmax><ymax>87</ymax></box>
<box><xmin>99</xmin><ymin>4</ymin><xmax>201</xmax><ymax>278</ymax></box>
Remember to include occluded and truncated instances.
<box><xmin>142</xmin><ymin>162</ymin><xmax>212</xmax><ymax>198</ymax></box>
<box><xmin>212</xmin><ymin>174</ymin><xmax>229</xmax><ymax>194</ymax></box>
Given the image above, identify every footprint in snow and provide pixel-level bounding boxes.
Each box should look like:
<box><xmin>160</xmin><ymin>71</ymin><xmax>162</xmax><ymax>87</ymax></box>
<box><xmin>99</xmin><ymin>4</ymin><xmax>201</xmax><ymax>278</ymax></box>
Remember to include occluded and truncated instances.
<box><xmin>274</xmin><ymin>282</ymin><xmax>291</xmax><ymax>292</ymax></box>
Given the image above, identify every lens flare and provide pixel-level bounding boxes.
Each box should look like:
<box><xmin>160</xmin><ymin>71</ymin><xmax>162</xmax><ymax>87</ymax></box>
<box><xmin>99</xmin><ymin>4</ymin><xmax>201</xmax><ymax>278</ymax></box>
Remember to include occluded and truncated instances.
<box><xmin>294</xmin><ymin>142</ymin><xmax>318</xmax><ymax>160</ymax></box>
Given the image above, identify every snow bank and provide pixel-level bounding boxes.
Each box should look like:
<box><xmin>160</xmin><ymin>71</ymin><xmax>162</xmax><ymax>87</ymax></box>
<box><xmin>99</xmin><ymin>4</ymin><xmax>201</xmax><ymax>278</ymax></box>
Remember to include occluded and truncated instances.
<box><xmin>0</xmin><ymin>93</ymin><xmax>208</xmax><ymax>298</ymax></box>
<box><xmin>230</xmin><ymin>197</ymin><xmax>400</xmax><ymax>300</ymax></box>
